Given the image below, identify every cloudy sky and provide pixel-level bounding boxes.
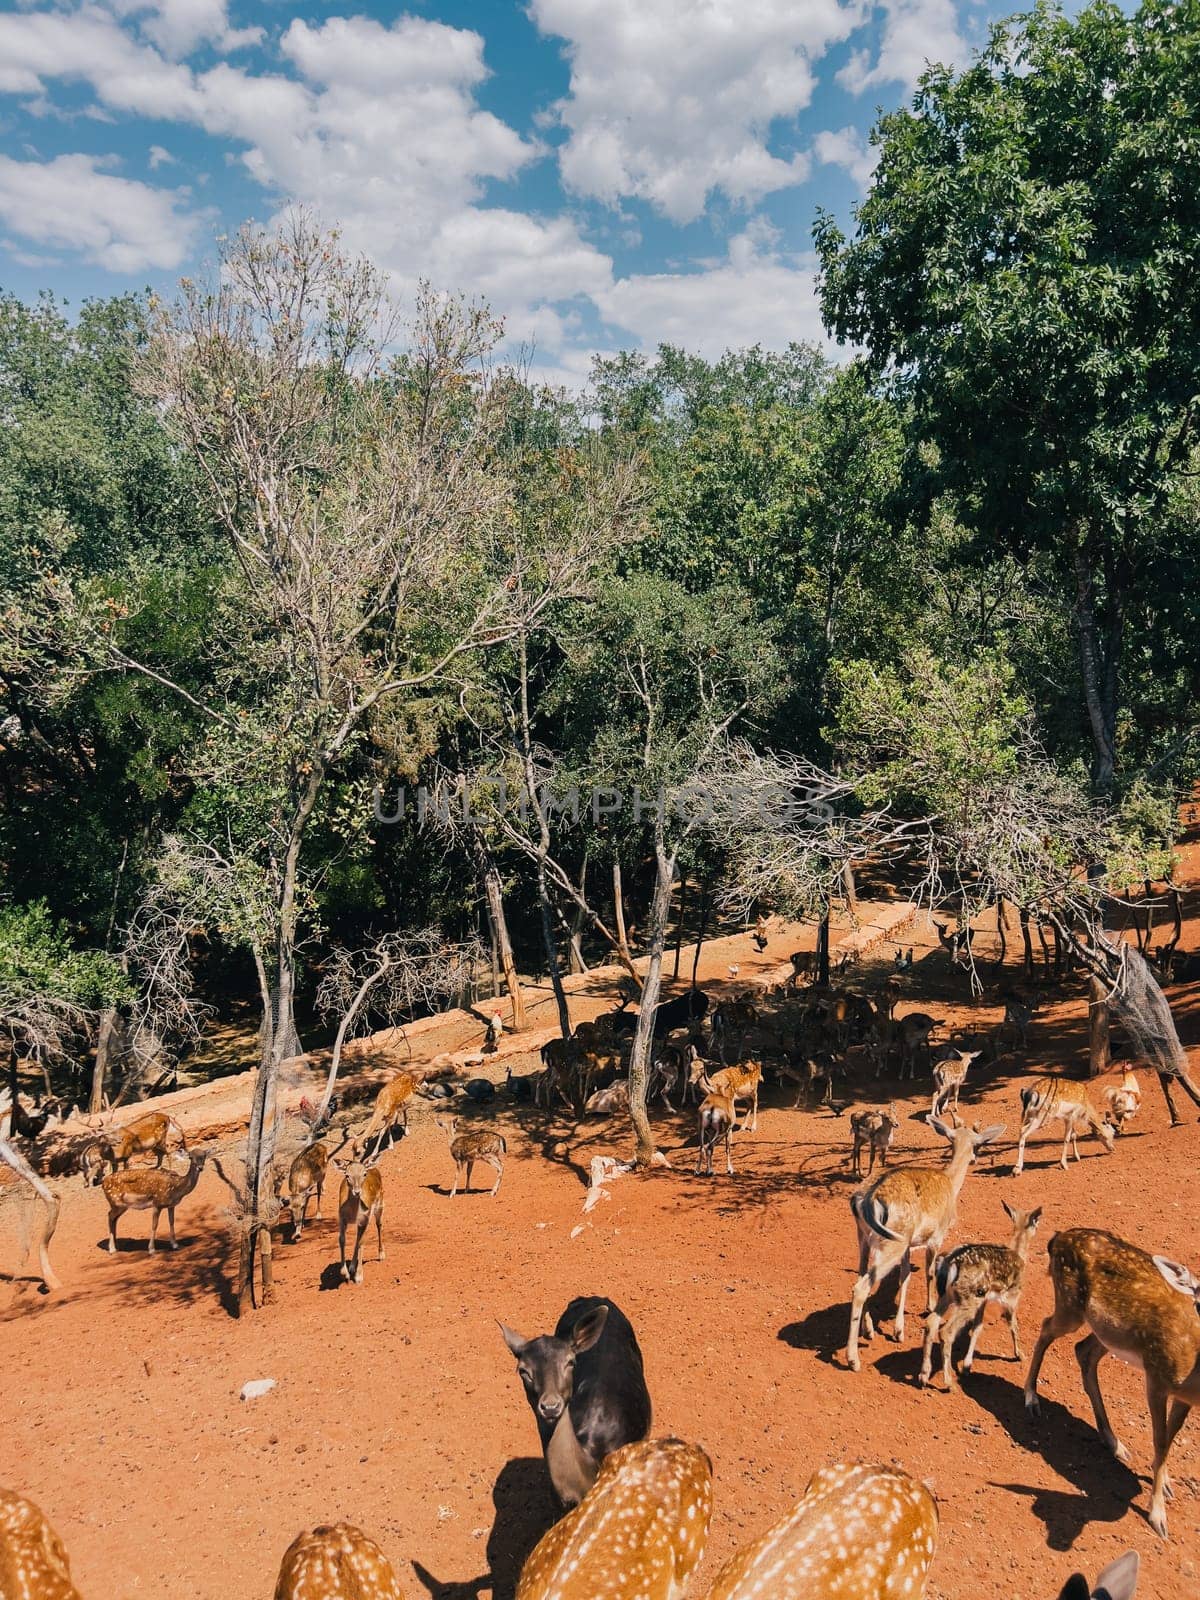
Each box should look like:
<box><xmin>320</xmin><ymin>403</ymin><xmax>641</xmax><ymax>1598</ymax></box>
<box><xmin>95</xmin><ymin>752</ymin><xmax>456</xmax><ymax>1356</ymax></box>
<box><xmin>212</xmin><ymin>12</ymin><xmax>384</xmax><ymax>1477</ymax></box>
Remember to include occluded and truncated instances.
<box><xmin>0</xmin><ymin>0</ymin><xmax>994</xmax><ymax>383</ymax></box>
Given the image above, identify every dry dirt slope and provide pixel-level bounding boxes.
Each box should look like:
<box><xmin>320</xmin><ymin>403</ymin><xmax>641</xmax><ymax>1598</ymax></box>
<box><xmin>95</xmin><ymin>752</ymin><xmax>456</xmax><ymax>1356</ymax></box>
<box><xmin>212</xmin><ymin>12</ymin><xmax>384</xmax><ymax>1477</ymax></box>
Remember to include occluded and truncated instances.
<box><xmin>3</xmin><ymin>907</ymin><xmax>1200</xmax><ymax>1600</ymax></box>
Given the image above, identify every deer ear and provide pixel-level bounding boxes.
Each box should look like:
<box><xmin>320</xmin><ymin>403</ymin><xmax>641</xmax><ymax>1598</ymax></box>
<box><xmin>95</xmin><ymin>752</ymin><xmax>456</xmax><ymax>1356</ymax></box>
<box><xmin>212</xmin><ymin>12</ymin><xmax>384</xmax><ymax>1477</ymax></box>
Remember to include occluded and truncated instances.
<box><xmin>1092</xmin><ymin>1550</ymin><xmax>1138</xmax><ymax>1600</ymax></box>
<box><xmin>498</xmin><ymin>1322</ymin><xmax>528</xmax><ymax>1358</ymax></box>
<box><xmin>570</xmin><ymin>1303</ymin><xmax>610</xmax><ymax>1353</ymax></box>
<box><xmin>1001</xmin><ymin>1199</ymin><xmax>1016</xmax><ymax>1222</ymax></box>
<box><xmin>1152</xmin><ymin>1255</ymin><xmax>1200</xmax><ymax>1299</ymax></box>
<box><xmin>976</xmin><ymin>1123</ymin><xmax>1006</xmax><ymax>1145</ymax></box>
<box><xmin>1028</xmin><ymin>1206</ymin><xmax>1044</xmax><ymax>1228</ymax></box>
<box><xmin>927</xmin><ymin>1115</ymin><xmax>954</xmax><ymax>1141</ymax></box>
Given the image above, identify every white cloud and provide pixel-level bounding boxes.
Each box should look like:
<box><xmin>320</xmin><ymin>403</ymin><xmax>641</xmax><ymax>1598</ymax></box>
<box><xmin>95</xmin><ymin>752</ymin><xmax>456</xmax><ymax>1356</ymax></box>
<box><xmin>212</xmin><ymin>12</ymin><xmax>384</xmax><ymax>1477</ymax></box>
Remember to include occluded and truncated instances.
<box><xmin>0</xmin><ymin>152</ymin><xmax>200</xmax><ymax>271</ymax></box>
<box><xmin>813</xmin><ymin>125</ymin><xmax>877</xmax><ymax>188</ymax></box>
<box><xmin>837</xmin><ymin>0</ymin><xmax>966</xmax><ymax>93</ymax></box>
<box><xmin>108</xmin><ymin>0</ymin><xmax>261</xmax><ymax>58</ymax></box>
<box><xmin>530</xmin><ymin>0</ymin><xmax>862</xmax><ymax>223</ymax></box>
<box><xmin>148</xmin><ymin>143</ymin><xmax>175</xmax><ymax>168</ymax></box>
<box><xmin>597</xmin><ymin>223</ymin><xmax>833</xmax><ymax>358</ymax></box>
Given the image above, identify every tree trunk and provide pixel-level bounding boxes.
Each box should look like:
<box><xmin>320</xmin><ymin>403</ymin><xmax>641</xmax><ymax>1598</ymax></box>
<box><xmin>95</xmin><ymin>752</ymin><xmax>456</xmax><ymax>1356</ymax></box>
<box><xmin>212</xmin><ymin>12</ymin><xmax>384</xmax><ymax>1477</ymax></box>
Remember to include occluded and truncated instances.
<box><xmin>1073</xmin><ymin>542</ymin><xmax>1120</xmax><ymax>790</ymax></box>
<box><xmin>538</xmin><ymin>863</ymin><xmax>572</xmax><ymax>1039</ymax></box>
<box><xmin>612</xmin><ymin>861</ymin><xmax>633</xmax><ymax>967</ymax></box>
<box><xmin>567</xmin><ymin>852</ymin><xmax>589</xmax><ymax>975</ymax></box>
<box><xmin>1087</xmin><ymin>976</ymin><xmax>1111</xmax><ymax>1078</ymax></box>
<box><xmin>691</xmin><ymin>880</ymin><xmax>710</xmax><ymax>990</ymax></box>
<box><xmin>842</xmin><ymin>859</ymin><xmax>858</xmax><ymax>917</ymax></box>
<box><xmin>1019</xmin><ymin>907</ymin><xmax>1035</xmax><ymax>979</ymax></box>
<box><xmin>91</xmin><ymin>1008</ymin><xmax>120</xmax><ymax>1114</ymax></box>
<box><xmin>672</xmin><ymin>875</ymin><xmax>688</xmax><ymax>980</ymax></box>
<box><xmin>480</xmin><ymin>857</ymin><xmax>527</xmax><ymax>1031</ymax></box>
<box><xmin>816</xmin><ymin>905</ymin><xmax>831</xmax><ymax>988</ymax></box>
<box><xmin>0</xmin><ymin>1139</ymin><xmax>61</xmax><ymax>1291</ymax></box>
<box><xmin>994</xmin><ymin>895</ymin><xmax>1007</xmax><ymax>971</ymax></box>
<box><xmin>628</xmin><ymin>847</ymin><xmax>675</xmax><ymax>1166</ymax></box>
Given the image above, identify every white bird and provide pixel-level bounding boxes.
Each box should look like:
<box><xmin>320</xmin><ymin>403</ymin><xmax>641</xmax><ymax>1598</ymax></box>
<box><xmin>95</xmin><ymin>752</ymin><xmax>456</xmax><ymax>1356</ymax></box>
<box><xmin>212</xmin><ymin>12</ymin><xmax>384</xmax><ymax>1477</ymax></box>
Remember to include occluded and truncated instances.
<box><xmin>728</xmin><ymin>964</ymin><xmax>739</xmax><ymax>978</ymax></box>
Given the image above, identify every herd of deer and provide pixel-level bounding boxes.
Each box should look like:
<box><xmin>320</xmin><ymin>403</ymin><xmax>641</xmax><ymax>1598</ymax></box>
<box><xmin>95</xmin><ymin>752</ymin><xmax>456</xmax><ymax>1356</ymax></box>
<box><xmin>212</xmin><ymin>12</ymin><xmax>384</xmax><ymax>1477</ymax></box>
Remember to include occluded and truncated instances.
<box><xmin>7</xmin><ymin>925</ymin><xmax>1199</xmax><ymax>1597</ymax></box>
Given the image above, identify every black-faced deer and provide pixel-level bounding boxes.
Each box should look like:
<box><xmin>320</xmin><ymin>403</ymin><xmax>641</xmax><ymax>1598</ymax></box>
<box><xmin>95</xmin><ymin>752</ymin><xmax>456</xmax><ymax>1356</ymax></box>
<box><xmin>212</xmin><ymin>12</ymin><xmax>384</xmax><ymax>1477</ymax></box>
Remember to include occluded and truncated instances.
<box><xmin>705</xmin><ymin>1462</ymin><xmax>939</xmax><ymax>1600</ymax></box>
<box><xmin>434</xmin><ymin>1115</ymin><xmax>505</xmax><ymax>1195</ymax></box>
<box><xmin>514</xmin><ymin>1437</ymin><xmax>711</xmax><ymax>1600</ymax></box>
<box><xmin>1056</xmin><ymin>1552</ymin><xmax>1139</xmax><ymax>1600</ymax></box>
<box><xmin>919</xmin><ymin>1200</ymin><xmax>1043</xmax><ymax>1390</ymax></box>
<box><xmin>275</xmin><ymin>1523</ymin><xmax>405</xmax><ymax>1600</ymax></box>
<box><xmin>499</xmin><ymin>1295</ymin><xmax>652</xmax><ymax>1508</ymax></box>
<box><xmin>845</xmin><ymin>1116</ymin><xmax>1005</xmax><ymax>1371</ymax></box>
<box><xmin>101</xmin><ymin>1148</ymin><xmax>207</xmax><ymax>1253</ymax></box>
<box><xmin>0</xmin><ymin>1489</ymin><xmax>82</xmax><ymax>1600</ymax></box>
<box><xmin>1014</xmin><ymin>1077</ymin><xmax>1115</xmax><ymax>1174</ymax></box>
<box><xmin>334</xmin><ymin>1158</ymin><xmax>384</xmax><ymax>1284</ymax></box>
<box><xmin>849</xmin><ymin>1104</ymin><xmax>898</xmax><ymax>1178</ymax></box>
<box><xmin>1025</xmin><ymin>1227</ymin><xmax>1200</xmax><ymax>1538</ymax></box>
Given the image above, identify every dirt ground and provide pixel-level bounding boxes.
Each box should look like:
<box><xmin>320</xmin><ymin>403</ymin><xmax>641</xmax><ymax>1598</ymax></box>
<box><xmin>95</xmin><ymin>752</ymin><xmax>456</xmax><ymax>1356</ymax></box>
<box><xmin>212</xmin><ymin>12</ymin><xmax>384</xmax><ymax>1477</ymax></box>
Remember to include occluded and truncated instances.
<box><xmin>4</xmin><ymin>878</ymin><xmax>1200</xmax><ymax>1600</ymax></box>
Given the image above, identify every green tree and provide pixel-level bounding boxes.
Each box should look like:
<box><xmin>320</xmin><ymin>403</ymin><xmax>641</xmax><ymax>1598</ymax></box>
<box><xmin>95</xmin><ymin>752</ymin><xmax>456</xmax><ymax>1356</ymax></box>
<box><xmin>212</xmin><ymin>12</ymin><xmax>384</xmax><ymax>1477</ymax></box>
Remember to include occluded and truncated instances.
<box><xmin>816</xmin><ymin>0</ymin><xmax>1200</xmax><ymax>788</ymax></box>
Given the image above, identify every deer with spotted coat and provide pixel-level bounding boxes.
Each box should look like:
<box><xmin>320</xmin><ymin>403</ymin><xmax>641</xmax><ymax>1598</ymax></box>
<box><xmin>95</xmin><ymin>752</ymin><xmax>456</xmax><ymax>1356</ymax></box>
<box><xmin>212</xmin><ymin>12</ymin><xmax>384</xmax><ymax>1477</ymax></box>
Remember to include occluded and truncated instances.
<box><xmin>845</xmin><ymin>1116</ymin><xmax>1005</xmax><ymax>1371</ymax></box>
<box><xmin>274</xmin><ymin>1523</ymin><xmax>406</xmax><ymax>1600</ymax></box>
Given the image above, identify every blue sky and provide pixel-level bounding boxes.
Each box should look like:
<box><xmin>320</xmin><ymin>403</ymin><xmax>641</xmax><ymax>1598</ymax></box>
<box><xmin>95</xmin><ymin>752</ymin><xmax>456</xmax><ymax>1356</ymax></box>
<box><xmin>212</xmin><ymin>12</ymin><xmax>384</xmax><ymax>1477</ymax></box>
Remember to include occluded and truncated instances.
<box><xmin>0</xmin><ymin>0</ymin><xmax>1004</xmax><ymax>384</ymax></box>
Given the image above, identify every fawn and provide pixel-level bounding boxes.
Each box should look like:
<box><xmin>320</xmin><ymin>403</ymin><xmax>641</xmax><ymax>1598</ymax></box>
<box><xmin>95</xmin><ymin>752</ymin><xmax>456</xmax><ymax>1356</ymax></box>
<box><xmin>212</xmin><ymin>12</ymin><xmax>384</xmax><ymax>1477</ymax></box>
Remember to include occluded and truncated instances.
<box><xmin>434</xmin><ymin>1115</ymin><xmax>506</xmax><ymax>1196</ymax></box>
<box><xmin>849</xmin><ymin>1104</ymin><xmax>899</xmax><ymax>1178</ymax></box>
<box><xmin>1025</xmin><ymin>1227</ymin><xmax>1200</xmax><ymax>1538</ymax></box>
<box><xmin>515</xmin><ymin>1437</ymin><xmax>711</xmax><ymax>1600</ymax></box>
<box><xmin>500</xmin><ymin>1296</ymin><xmax>652</xmax><ymax>1508</ymax></box>
<box><xmin>275</xmin><ymin>1523</ymin><xmax>405</xmax><ymax>1600</ymax></box>
<box><xmin>101</xmin><ymin>1148</ymin><xmax>207</xmax><ymax>1253</ymax></box>
<box><xmin>919</xmin><ymin>1200</ymin><xmax>1043</xmax><ymax>1390</ymax></box>
<box><xmin>929</xmin><ymin>1047</ymin><xmax>981</xmax><ymax>1120</ymax></box>
<box><xmin>273</xmin><ymin>1132</ymin><xmax>349</xmax><ymax>1242</ymax></box>
<box><xmin>1102</xmin><ymin>1068</ymin><xmax>1142</xmax><ymax>1134</ymax></box>
<box><xmin>334</xmin><ymin>1159</ymin><xmax>384</xmax><ymax>1284</ymax></box>
<box><xmin>0</xmin><ymin>1489</ymin><xmax>81</xmax><ymax>1600</ymax></box>
<box><xmin>846</xmin><ymin>1116</ymin><xmax>1005</xmax><ymax>1371</ymax></box>
<box><xmin>1014</xmin><ymin>1077</ymin><xmax>1115</xmax><ymax>1174</ymax></box>
<box><xmin>80</xmin><ymin>1110</ymin><xmax>187</xmax><ymax>1185</ymax></box>
<box><xmin>705</xmin><ymin>1462</ymin><xmax>939</xmax><ymax>1600</ymax></box>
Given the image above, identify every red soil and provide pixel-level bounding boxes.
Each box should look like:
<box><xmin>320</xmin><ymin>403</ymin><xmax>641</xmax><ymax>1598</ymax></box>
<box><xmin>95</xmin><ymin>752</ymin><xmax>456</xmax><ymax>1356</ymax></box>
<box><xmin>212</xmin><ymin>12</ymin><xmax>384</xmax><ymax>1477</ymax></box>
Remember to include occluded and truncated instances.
<box><xmin>4</xmin><ymin>886</ymin><xmax>1200</xmax><ymax>1600</ymax></box>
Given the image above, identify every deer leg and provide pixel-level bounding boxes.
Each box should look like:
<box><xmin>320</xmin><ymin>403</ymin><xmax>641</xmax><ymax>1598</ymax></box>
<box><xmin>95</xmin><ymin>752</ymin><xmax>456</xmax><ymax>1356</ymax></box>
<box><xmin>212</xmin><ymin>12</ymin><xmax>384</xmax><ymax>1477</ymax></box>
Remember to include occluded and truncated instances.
<box><xmin>960</xmin><ymin>1302</ymin><xmax>988</xmax><ymax>1373</ymax></box>
<box><xmin>1059</xmin><ymin>1121</ymin><xmax>1073</xmax><ymax>1170</ymax></box>
<box><xmin>107</xmin><ymin>1209</ymin><xmax>120</xmax><ymax>1253</ymax></box>
<box><xmin>450</xmin><ymin>1161</ymin><xmax>461</xmax><ymax>1198</ymax></box>
<box><xmin>1023</xmin><ymin>1304</ymin><xmax>1083</xmax><ymax>1412</ymax></box>
<box><xmin>847</xmin><ymin>1240</ymin><xmax>904</xmax><ymax>1369</ymax></box>
<box><xmin>375</xmin><ymin>1202</ymin><xmax>385</xmax><ymax>1262</ymax></box>
<box><xmin>1147</xmin><ymin>1381</ymin><xmax>1174</xmax><ymax>1538</ymax></box>
<box><xmin>352</xmin><ymin>1216</ymin><xmax>368</xmax><ymax>1283</ymax></box>
<box><xmin>919</xmin><ymin>1292</ymin><xmax>952</xmax><ymax>1386</ymax></box>
<box><xmin>338</xmin><ymin>1214</ymin><xmax>350</xmax><ymax>1280</ymax></box>
<box><xmin>891</xmin><ymin>1246</ymin><xmax>918</xmax><ymax>1342</ymax></box>
<box><xmin>465</xmin><ymin>1159</ymin><xmax>475</xmax><ymax>1194</ymax></box>
<box><xmin>1014</xmin><ymin>1120</ymin><xmax>1034</xmax><ymax>1175</ymax></box>
<box><xmin>937</xmin><ymin>1301</ymin><xmax>977</xmax><ymax>1390</ymax></box>
<box><xmin>314</xmin><ymin>1178</ymin><xmax>323</xmax><ymax>1220</ymax></box>
<box><xmin>1075</xmin><ymin>1332</ymin><xmax>1128</xmax><ymax>1463</ymax></box>
<box><xmin>148</xmin><ymin>1207</ymin><xmax>161</xmax><ymax>1253</ymax></box>
<box><xmin>1159</xmin><ymin>1398</ymin><xmax>1190</xmax><ymax>1505</ymax></box>
<box><xmin>167</xmin><ymin>1206</ymin><xmax>178</xmax><ymax>1249</ymax></box>
<box><xmin>1002</xmin><ymin>1293</ymin><xmax>1023</xmax><ymax>1360</ymax></box>
<box><xmin>489</xmin><ymin>1158</ymin><xmax>503</xmax><ymax>1196</ymax></box>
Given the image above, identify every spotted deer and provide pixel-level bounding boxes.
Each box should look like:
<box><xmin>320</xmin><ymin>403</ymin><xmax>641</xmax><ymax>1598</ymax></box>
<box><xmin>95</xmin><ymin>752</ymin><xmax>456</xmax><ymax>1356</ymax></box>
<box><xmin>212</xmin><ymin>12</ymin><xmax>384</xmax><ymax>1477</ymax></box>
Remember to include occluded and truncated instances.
<box><xmin>0</xmin><ymin>1490</ymin><xmax>81</xmax><ymax>1600</ymax></box>
<box><xmin>357</xmin><ymin>1072</ymin><xmax>417</xmax><ymax>1157</ymax></box>
<box><xmin>80</xmin><ymin>1110</ymin><xmax>187</xmax><ymax>1185</ymax></box>
<box><xmin>101</xmin><ymin>1148</ymin><xmax>207</xmax><ymax>1253</ymax></box>
<box><xmin>929</xmin><ymin>1047</ymin><xmax>981</xmax><ymax>1120</ymax></box>
<box><xmin>1014</xmin><ymin>1077</ymin><xmax>1115</xmax><ymax>1174</ymax></box>
<box><xmin>273</xmin><ymin>1131</ymin><xmax>350</xmax><ymax>1242</ymax></box>
<box><xmin>705</xmin><ymin>1462</ymin><xmax>938</xmax><ymax>1600</ymax></box>
<box><xmin>846</xmin><ymin>1117</ymin><xmax>1005</xmax><ymax>1371</ymax></box>
<box><xmin>275</xmin><ymin>1524</ymin><xmax>405</xmax><ymax>1600</ymax></box>
<box><xmin>515</xmin><ymin>1437</ymin><xmax>711</xmax><ymax>1600</ymax></box>
<box><xmin>849</xmin><ymin>1104</ymin><xmax>899</xmax><ymax>1179</ymax></box>
<box><xmin>334</xmin><ymin>1158</ymin><xmax>384</xmax><ymax>1284</ymax></box>
<box><xmin>434</xmin><ymin>1115</ymin><xmax>506</xmax><ymax>1196</ymax></box>
<box><xmin>919</xmin><ymin>1200</ymin><xmax>1043</xmax><ymax>1390</ymax></box>
<box><xmin>1025</xmin><ymin>1227</ymin><xmax>1200</xmax><ymax>1539</ymax></box>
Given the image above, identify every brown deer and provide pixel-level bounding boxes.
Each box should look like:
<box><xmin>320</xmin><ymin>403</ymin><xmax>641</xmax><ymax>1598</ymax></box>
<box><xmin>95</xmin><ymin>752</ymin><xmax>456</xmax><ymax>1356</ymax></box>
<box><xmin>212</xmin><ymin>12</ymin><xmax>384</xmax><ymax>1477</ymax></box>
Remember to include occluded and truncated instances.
<box><xmin>695</xmin><ymin>1060</ymin><xmax>762</xmax><ymax>1131</ymax></box>
<box><xmin>705</xmin><ymin>1462</ymin><xmax>938</xmax><ymax>1600</ymax></box>
<box><xmin>1102</xmin><ymin>1068</ymin><xmax>1142</xmax><ymax>1134</ymax></box>
<box><xmin>275</xmin><ymin>1523</ymin><xmax>405</xmax><ymax>1600</ymax></box>
<box><xmin>1014</xmin><ymin>1077</ymin><xmax>1115</xmax><ymax>1174</ymax></box>
<box><xmin>788</xmin><ymin>950</ymin><xmax>816</xmax><ymax>987</ymax></box>
<box><xmin>515</xmin><ymin>1437</ymin><xmax>712</xmax><ymax>1600</ymax></box>
<box><xmin>434</xmin><ymin>1115</ymin><xmax>506</xmax><ymax>1195</ymax></box>
<box><xmin>80</xmin><ymin>1110</ymin><xmax>187</xmax><ymax>1185</ymax></box>
<box><xmin>273</xmin><ymin>1133</ymin><xmax>349</xmax><ymax>1242</ymax></box>
<box><xmin>0</xmin><ymin>1490</ymin><xmax>82</xmax><ymax>1600</ymax></box>
<box><xmin>849</xmin><ymin>1104</ymin><xmax>899</xmax><ymax>1178</ymax></box>
<box><xmin>696</xmin><ymin>1082</ymin><xmax>735</xmax><ymax>1177</ymax></box>
<box><xmin>919</xmin><ymin>1200</ymin><xmax>1043</xmax><ymax>1390</ymax></box>
<box><xmin>929</xmin><ymin>1046</ymin><xmax>981</xmax><ymax>1120</ymax></box>
<box><xmin>357</xmin><ymin>1072</ymin><xmax>417</xmax><ymax>1157</ymax></box>
<box><xmin>897</xmin><ymin>1012</ymin><xmax>939</xmax><ymax>1078</ymax></box>
<box><xmin>845</xmin><ymin>1116</ymin><xmax>1005</xmax><ymax>1371</ymax></box>
<box><xmin>334</xmin><ymin>1158</ymin><xmax>384</xmax><ymax>1284</ymax></box>
<box><xmin>1025</xmin><ymin>1227</ymin><xmax>1200</xmax><ymax>1539</ymax></box>
<box><xmin>101</xmin><ymin>1148</ymin><xmax>207</xmax><ymax>1253</ymax></box>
